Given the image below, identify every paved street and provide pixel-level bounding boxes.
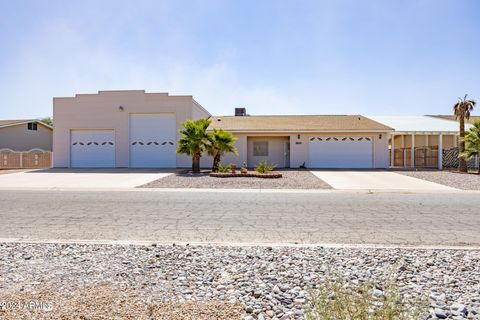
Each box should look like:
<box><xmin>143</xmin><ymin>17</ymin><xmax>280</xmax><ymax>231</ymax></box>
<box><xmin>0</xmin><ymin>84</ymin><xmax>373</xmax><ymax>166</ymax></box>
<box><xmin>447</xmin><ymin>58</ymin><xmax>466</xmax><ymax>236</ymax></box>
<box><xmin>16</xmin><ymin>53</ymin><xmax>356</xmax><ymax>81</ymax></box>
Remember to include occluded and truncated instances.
<box><xmin>0</xmin><ymin>190</ymin><xmax>479</xmax><ymax>246</ymax></box>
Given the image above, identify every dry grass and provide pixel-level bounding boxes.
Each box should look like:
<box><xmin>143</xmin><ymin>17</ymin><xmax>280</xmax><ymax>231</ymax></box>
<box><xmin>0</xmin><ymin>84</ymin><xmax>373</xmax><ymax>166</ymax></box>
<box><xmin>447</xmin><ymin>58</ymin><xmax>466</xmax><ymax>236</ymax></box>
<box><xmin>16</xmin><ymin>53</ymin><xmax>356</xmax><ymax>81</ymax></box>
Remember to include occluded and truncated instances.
<box><xmin>0</xmin><ymin>282</ymin><xmax>243</xmax><ymax>320</ymax></box>
<box><xmin>305</xmin><ymin>274</ymin><xmax>428</xmax><ymax>320</ymax></box>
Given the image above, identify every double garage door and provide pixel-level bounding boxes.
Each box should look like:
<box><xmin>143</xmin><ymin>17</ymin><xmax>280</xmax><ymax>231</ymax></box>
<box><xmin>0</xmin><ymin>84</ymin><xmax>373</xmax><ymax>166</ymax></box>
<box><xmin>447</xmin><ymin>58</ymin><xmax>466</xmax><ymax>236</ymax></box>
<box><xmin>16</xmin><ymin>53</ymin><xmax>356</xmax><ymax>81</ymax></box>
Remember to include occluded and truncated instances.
<box><xmin>309</xmin><ymin>136</ymin><xmax>374</xmax><ymax>168</ymax></box>
<box><xmin>70</xmin><ymin>114</ymin><xmax>176</xmax><ymax>168</ymax></box>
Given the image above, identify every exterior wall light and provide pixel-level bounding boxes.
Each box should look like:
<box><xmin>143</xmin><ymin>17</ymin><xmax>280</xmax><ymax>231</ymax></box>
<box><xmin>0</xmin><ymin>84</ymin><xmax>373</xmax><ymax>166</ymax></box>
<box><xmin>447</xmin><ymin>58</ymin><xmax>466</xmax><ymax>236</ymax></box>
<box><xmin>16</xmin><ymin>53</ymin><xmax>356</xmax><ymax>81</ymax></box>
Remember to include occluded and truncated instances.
<box><xmin>379</xmin><ymin>134</ymin><xmax>382</xmax><ymax>139</ymax></box>
<box><xmin>297</xmin><ymin>134</ymin><xmax>301</xmax><ymax>139</ymax></box>
<box><xmin>118</xmin><ymin>106</ymin><xmax>124</xmax><ymax>111</ymax></box>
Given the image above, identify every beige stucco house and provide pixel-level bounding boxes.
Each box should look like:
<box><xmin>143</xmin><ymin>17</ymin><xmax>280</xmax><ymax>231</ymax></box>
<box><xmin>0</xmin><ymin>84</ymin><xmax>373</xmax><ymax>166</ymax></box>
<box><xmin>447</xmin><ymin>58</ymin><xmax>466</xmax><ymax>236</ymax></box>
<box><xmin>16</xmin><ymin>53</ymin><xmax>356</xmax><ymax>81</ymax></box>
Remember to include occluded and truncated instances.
<box><xmin>53</xmin><ymin>90</ymin><xmax>210</xmax><ymax>168</ymax></box>
<box><xmin>0</xmin><ymin>119</ymin><xmax>52</xmax><ymax>152</ymax></box>
<box><xmin>204</xmin><ymin>114</ymin><xmax>393</xmax><ymax>169</ymax></box>
<box><xmin>53</xmin><ymin>90</ymin><xmax>395</xmax><ymax>169</ymax></box>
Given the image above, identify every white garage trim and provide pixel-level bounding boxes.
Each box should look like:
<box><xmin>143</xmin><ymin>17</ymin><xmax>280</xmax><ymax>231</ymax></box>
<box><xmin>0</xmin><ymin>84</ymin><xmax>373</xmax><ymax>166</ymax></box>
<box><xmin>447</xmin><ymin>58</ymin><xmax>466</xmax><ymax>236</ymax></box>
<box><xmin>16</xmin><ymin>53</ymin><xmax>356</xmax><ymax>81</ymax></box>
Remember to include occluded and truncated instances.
<box><xmin>308</xmin><ymin>136</ymin><xmax>374</xmax><ymax>168</ymax></box>
<box><xmin>129</xmin><ymin>113</ymin><xmax>177</xmax><ymax>168</ymax></box>
<box><xmin>70</xmin><ymin>129</ymin><xmax>115</xmax><ymax>168</ymax></box>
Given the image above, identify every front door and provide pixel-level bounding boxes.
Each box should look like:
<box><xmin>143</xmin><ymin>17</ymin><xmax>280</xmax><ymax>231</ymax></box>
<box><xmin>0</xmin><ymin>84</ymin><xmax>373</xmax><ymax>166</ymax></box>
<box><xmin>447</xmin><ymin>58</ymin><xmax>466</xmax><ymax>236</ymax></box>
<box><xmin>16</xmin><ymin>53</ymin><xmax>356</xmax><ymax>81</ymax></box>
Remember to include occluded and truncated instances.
<box><xmin>284</xmin><ymin>140</ymin><xmax>290</xmax><ymax>168</ymax></box>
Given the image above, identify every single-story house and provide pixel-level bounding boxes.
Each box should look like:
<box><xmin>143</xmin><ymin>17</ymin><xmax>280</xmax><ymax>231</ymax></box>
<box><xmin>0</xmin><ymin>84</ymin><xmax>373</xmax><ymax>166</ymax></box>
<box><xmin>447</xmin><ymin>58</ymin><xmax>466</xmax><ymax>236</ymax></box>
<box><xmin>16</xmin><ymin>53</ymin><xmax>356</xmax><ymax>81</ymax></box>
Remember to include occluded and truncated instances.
<box><xmin>53</xmin><ymin>90</ymin><xmax>474</xmax><ymax>170</ymax></box>
<box><xmin>53</xmin><ymin>90</ymin><xmax>210</xmax><ymax>168</ymax></box>
<box><xmin>0</xmin><ymin>119</ymin><xmax>53</xmax><ymax>169</ymax></box>
<box><xmin>204</xmin><ymin>113</ymin><xmax>392</xmax><ymax>169</ymax></box>
<box><xmin>368</xmin><ymin>116</ymin><xmax>473</xmax><ymax>169</ymax></box>
<box><xmin>0</xmin><ymin>119</ymin><xmax>52</xmax><ymax>152</ymax></box>
<box><xmin>53</xmin><ymin>90</ymin><xmax>392</xmax><ymax>169</ymax></box>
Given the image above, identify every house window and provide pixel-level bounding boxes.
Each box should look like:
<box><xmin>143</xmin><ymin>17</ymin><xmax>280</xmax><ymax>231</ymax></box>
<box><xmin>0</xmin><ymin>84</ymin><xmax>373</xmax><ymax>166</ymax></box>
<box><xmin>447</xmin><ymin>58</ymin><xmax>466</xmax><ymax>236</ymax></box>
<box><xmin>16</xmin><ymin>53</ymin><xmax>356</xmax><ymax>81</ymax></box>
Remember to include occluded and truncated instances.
<box><xmin>253</xmin><ymin>141</ymin><xmax>268</xmax><ymax>156</ymax></box>
<box><xmin>27</xmin><ymin>122</ymin><xmax>38</xmax><ymax>131</ymax></box>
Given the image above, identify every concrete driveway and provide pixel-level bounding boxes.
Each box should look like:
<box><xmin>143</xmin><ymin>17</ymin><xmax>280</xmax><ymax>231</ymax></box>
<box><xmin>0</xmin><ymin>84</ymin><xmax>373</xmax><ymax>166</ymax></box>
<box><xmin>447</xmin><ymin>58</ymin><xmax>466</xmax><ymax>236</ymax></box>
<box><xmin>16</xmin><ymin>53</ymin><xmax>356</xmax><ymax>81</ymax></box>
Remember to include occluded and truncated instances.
<box><xmin>0</xmin><ymin>169</ymin><xmax>171</xmax><ymax>189</ymax></box>
<box><xmin>311</xmin><ymin>170</ymin><xmax>456</xmax><ymax>190</ymax></box>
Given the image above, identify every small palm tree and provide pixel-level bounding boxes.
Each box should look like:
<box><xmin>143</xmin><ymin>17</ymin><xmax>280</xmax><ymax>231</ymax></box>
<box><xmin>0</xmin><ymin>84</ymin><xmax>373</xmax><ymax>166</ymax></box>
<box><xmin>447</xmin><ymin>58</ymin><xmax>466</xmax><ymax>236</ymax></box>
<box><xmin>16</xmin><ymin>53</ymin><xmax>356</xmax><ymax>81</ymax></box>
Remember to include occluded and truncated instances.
<box><xmin>177</xmin><ymin>119</ymin><xmax>211</xmax><ymax>173</ymax></box>
<box><xmin>460</xmin><ymin>121</ymin><xmax>480</xmax><ymax>174</ymax></box>
<box><xmin>207</xmin><ymin>129</ymin><xmax>238</xmax><ymax>172</ymax></box>
<box><xmin>453</xmin><ymin>94</ymin><xmax>476</xmax><ymax>172</ymax></box>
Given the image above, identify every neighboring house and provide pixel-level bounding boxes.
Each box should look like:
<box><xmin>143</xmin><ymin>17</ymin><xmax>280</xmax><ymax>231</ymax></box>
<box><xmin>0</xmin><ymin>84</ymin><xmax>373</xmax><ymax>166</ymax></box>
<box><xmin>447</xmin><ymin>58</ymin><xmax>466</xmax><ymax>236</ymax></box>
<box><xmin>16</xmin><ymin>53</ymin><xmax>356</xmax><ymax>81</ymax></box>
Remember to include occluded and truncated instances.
<box><xmin>53</xmin><ymin>90</ymin><xmax>210</xmax><ymax>168</ymax></box>
<box><xmin>0</xmin><ymin>119</ymin><xmax>53</xmax><ymax>151</ymax></box>
<box><xmin>428</xmin><ymin>115</ymin><xmax>480</xmax><ymax>124</ymax></box>
<box><xmin>205</xmin><ymin>112</ymin><xmax>392</xmax><ymax>169</ymax></box>
<box><xmin>368</xmin><ymin>116</ymin><xmax>473</xmax><ymax>169</ymax></box>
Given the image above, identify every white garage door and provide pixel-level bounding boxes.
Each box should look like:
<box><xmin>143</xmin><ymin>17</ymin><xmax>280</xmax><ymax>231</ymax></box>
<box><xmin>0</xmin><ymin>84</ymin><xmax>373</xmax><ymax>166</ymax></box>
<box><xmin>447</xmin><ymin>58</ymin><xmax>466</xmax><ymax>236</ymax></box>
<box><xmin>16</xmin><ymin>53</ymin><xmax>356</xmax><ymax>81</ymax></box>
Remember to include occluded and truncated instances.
<box><xmin>129</xmin><ymin>114</ymin><xmax>176</xmax><ymax>168</ymax></box>
<box><xmin>71</xmin><ymin>130</ymin><xmax>115</xmax><ymax>168</ymax></box>
<box><xmin>309</xmin><ymin>136</ymin><xmax>373</xmax><ymax>168</ymax></box>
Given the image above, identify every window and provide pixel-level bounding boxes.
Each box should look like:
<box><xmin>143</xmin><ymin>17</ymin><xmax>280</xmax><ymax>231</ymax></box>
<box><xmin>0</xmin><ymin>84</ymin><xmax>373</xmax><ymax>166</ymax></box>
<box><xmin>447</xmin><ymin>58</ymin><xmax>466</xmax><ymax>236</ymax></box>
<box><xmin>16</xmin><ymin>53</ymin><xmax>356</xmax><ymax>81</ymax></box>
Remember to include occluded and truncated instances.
<box><xmin>27</xmin><ymin>122</ymin><xmax>38</xmax><ymax>131</ymax></box>
<box><xmin>253</xmin><ymin>141</ymin><xmax>268</xmax><ymax>156</ymax></box>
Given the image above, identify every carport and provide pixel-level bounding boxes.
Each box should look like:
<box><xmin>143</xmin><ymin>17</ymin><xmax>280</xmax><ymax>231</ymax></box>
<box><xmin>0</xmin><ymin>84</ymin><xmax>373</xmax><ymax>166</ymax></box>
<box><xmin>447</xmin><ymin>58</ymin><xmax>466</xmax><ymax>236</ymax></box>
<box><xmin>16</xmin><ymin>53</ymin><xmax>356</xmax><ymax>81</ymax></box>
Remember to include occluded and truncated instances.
<box><xmin>368</xmin><ymin>116</ymin><xmax>472</xmax><ymax>169</ymax></box>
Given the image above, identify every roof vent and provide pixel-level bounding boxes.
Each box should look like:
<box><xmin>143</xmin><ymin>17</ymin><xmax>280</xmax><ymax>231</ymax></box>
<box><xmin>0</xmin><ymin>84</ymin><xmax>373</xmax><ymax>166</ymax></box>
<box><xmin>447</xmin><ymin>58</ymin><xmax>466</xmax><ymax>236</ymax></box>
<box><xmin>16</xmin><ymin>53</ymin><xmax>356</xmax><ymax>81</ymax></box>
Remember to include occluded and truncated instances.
<box><xmin>235</xmin><ymin>107</ymin><xmax>246</xmax><ymax>116</ymax></box>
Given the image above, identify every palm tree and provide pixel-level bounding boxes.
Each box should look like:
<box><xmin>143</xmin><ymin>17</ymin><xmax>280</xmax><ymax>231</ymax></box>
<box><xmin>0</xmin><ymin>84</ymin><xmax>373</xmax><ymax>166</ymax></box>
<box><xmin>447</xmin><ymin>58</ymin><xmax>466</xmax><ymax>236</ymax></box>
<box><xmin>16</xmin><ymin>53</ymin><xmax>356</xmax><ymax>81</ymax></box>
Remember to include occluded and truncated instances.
<box><xmin>177</xmin><ymin>118</ymin><xmax>211</xmax><ymax>173</ymax></box>
<box><xmin>460</xmin><ymin>121</ymin><xmax>480</xmax><ymax>174</ymax></box>
<box><xmin>207</xmin><ymin>129</ymin><xmax>238</xmax><ymax>172</ymax></box>
<box><xmin>453</xmin><ymin>94</ymin><xmax>476</xmax><ymax>172</ymax></box>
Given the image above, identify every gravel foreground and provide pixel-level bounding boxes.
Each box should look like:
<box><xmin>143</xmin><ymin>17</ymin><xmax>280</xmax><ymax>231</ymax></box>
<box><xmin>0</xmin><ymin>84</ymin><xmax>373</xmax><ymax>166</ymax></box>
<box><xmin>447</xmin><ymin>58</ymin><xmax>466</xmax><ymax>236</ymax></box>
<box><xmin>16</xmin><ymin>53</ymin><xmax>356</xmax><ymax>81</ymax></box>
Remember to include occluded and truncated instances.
<box><xmin>0</xmin><ymin>243</ymin><xmax>479</xmax><ymax>319</ymax></box>
<box><xmin>140</xmin><ymin>170</ymin><xmax>332</xmax><ymax>189</ymax></box>
<box><xmin>399</xmin><ymin>170</ymin><xmax>480</xmax><ymax>190</ymax></box>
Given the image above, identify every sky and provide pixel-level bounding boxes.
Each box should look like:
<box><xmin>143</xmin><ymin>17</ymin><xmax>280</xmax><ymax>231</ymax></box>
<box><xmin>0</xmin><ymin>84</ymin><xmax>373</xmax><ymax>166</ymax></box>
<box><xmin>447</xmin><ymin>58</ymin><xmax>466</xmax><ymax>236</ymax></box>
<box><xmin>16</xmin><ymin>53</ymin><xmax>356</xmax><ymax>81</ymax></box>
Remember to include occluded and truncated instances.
<box><xmin>0</xmin><ymin>0</ymin><xmax>479</xmax><ymax>119</ymax></box>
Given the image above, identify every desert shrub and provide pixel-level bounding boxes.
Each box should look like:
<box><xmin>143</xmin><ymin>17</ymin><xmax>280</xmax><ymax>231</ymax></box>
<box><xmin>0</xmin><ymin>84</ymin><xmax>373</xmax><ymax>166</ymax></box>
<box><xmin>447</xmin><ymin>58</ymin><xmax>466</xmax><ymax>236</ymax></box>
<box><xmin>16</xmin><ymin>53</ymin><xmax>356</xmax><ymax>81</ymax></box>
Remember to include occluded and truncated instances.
<box><xmin>217</xmin><ymin>163</ymin><xmax>231</xmax><ymax>173</ymax></box>
<box><xmin>254</xmin><ymin>160</ymin><xmax>277</xmax><ymax>173</ymax></box>
<box><xmin>305</xmin><ymin>274</ymin><xmax>428</xmax><ymax>320</ymax></box>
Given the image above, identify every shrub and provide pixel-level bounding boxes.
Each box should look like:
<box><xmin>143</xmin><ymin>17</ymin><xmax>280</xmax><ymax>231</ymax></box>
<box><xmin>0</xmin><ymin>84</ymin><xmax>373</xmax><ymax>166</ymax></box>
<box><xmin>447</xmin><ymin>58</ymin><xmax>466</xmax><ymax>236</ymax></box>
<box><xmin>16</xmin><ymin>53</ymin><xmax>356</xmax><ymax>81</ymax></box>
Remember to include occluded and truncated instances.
<box><xmin>305</xmin><ymin>274</ymin><xmax>428</xmax><ymax>320</ymax></box>
<box><xmin>216</xmin><ymin>163</ymin><xmax>231</xmax><ymax>173</ymax></box>
<box><xmin>254</xmin><ymin>160</ymin><xmax>277</xmax><ymax>174</ymax></box>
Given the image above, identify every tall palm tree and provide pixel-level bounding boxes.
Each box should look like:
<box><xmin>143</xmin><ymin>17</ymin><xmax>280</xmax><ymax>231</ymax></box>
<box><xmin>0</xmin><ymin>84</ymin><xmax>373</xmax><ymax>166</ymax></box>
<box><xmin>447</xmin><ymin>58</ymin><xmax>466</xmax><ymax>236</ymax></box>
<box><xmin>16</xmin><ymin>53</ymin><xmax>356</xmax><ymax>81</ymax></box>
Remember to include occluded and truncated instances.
<box><xmin>207</xmin><ymin>129</ymin><xmax>238</xmax><ymax>172</ymax></box>
<box><xmin>453</xmin><ymin>94</ymin><xmax>476</xmax><ymax>172</ymax></box>
<box><xmin>460</xmin><ymin>121</ymin><xmax>480</xmax><ymax>174</ymax></box>
<box><xmin>177</xmin><ymin>118</ymin><xmax>211</xmax><ymax>173</ymax></box>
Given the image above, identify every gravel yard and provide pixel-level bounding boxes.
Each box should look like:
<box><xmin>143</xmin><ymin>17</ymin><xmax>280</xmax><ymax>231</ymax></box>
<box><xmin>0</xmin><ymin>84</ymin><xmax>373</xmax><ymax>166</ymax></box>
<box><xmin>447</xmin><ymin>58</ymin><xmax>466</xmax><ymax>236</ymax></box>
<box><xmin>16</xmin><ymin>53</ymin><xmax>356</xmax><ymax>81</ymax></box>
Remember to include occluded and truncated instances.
<box><xmin>399</xmin><ymin>170</ymin><xmax>480</xmax><ymax>190</ymax></box>
<box><xmin>141</xmin><ymin>170</ymin><xmax>332</xmax><ymax>189</ymax></box>
<box><xmin>1</xmin><ymin>243</ymin><xmax>479</xmax><ymax>319</ymax></box>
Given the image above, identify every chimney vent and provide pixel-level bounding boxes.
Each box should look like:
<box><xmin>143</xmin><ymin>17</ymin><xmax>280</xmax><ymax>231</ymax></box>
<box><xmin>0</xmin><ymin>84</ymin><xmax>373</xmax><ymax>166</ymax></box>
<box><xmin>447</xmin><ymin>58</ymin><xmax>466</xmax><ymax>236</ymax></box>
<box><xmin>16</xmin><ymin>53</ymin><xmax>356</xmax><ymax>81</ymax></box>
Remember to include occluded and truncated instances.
<box><xmin>235</xmin><ymin>107</ymin><xmax>247</xmax><ymax>116</ymax></box>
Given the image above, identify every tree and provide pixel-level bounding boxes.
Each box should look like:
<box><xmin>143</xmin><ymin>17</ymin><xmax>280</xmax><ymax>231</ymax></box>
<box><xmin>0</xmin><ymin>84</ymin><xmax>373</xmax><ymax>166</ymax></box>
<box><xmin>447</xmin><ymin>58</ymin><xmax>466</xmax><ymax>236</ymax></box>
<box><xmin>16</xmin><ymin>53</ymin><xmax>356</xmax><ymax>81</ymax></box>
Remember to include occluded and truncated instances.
<box><xmin>460</xmin><ymin>121</ymin><xmax>480</xmax><ymax>174</ymax></box>
<box><xmin>176</xmin><ymin>119</ymin><xmax>211</xmax><ymax>173</ymax></box>
<box><xmin>207</xmin><ymin>129</ymin><xmax>238</xmax><ymax>172</ymax></box>
<box><xmin>40</xmin><ymin>117</ymin><xmax>53</xmax><ymax>126</ymax></box>
<box><xmin>453</xmin><ymin>94</ymin><xmax>476</xmax><ymax>172</ymax></box>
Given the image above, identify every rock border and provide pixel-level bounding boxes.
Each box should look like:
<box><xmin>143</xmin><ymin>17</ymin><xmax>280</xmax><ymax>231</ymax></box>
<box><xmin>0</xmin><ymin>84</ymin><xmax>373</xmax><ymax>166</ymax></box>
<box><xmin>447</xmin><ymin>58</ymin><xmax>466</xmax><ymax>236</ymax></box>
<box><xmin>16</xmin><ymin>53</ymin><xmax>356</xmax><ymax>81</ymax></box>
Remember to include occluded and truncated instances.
<box><xmin>209</xmin><ymin>172</ymin><xmax>283</xmax><ymax>179</ymax></box>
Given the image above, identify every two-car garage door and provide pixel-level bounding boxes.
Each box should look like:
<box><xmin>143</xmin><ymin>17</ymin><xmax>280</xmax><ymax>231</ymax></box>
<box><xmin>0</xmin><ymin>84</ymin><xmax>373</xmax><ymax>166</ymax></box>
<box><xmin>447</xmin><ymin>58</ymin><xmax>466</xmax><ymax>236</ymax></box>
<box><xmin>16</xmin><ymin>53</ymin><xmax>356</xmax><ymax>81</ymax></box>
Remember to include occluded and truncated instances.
<box><xmin>70</xmin><ymin>114</ymin><xmax>176</xmax><ymax>168</ymax></box>
<box><xmin>309</xmin><ymin>136</ymin><xmax>373</xmax><ymax>168</ymax></box>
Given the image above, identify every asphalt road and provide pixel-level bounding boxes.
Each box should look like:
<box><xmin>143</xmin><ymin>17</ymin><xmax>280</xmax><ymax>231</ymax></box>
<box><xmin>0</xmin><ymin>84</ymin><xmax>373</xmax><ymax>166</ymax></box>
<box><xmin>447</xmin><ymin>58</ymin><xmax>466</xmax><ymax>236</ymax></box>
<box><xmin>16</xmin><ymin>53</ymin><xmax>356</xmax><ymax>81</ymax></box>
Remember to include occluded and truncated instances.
<box><xmin>1</xmin><ymin>190</ymin><xmax>479</xmax><ymax>247</ymax></box>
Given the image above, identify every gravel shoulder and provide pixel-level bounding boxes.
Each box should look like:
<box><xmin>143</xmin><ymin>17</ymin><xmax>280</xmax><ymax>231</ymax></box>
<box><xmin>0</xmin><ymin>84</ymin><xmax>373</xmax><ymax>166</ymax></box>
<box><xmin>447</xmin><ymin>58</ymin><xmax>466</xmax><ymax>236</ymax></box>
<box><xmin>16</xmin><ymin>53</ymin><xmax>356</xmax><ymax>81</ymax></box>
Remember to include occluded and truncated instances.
<box><xmin>0</xmin><ymin>243</ymin><xmax>479</xmax><ymax>319</ymax></box>
<box><xmin>140</xmin><ymin>170</ymin><xmax>332</xmax><ymax>189</ymax></box>
<box><xmin>398</xmin><ymin>170</ymin><xmax>480</xmax><ymax>190</ymax></box>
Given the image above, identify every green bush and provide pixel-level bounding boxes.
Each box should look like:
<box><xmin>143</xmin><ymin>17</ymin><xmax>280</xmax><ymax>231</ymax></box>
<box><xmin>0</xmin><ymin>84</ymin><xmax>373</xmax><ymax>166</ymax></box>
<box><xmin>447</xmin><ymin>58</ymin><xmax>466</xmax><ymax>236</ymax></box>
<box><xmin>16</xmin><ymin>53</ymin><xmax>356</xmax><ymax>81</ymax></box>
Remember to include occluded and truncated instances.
<box><xmin>254</xmin><ymin>160</ymin><xmax>277</xmax><ymax>174</ymax></box>
<box><xmin>305</xmin><ymin>274</ymin><xmax>428</xmax><ymax>320</ymax></box>
<box><xmin>217</xmin><ymin>163</ymin><xmax>231</xmax><ymax>173</ymax></box>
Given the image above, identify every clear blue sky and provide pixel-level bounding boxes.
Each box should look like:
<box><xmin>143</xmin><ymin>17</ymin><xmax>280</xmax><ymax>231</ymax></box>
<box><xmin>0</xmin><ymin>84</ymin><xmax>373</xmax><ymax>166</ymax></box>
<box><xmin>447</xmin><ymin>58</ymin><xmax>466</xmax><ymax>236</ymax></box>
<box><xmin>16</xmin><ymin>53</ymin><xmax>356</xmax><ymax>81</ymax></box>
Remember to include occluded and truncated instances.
<box><xmin>0</xmin><ymin>0</ymin><xmax>478</xmax><ymax>118</ymax></box>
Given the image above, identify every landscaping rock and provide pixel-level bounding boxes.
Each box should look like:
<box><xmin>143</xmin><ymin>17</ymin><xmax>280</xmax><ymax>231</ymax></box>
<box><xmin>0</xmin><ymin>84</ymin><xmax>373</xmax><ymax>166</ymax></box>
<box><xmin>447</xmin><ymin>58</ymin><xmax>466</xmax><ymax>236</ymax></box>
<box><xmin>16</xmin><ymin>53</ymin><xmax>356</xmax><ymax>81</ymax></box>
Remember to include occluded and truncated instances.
<box><xmin>0</xmin><ymin>243</ymin><xmax>478</xmax><ymax>319</ymax></box>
